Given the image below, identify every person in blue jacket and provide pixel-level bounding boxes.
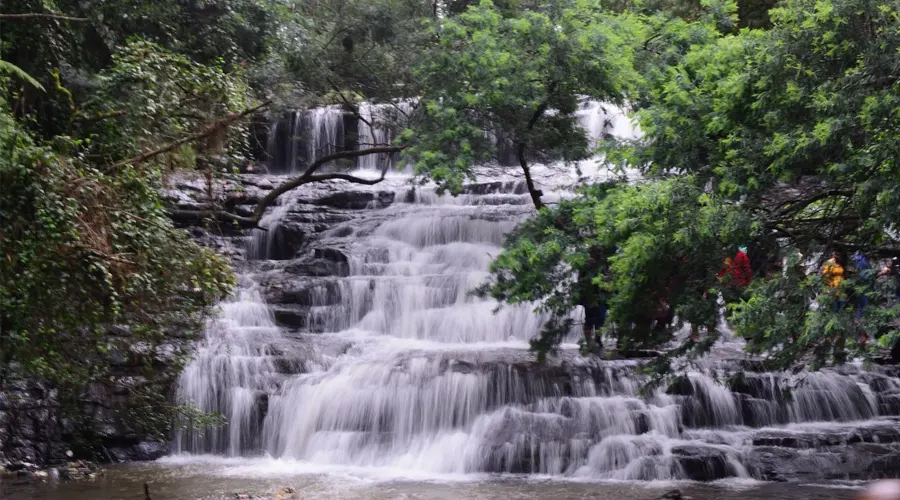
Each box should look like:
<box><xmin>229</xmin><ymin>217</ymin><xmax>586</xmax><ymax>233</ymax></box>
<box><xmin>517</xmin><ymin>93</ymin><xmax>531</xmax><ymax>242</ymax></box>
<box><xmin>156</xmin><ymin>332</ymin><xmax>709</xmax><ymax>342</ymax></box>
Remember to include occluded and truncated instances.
<box><xmin>851</xmin><ymin>251</ymin><xmax>872</xmax><ymax>320</ymax></box>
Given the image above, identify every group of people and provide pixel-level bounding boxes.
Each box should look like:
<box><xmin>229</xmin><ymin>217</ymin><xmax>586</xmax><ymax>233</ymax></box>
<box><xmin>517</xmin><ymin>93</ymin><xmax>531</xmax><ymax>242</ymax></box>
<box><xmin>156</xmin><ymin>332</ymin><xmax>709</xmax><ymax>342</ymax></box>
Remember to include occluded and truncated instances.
<box><xmin>822</xmin><ymin>249</ymin><xmax>900</xmax><ymax>346</ymax></box>
<box><xmin>577</xmin><ymin>245</ymin><xmax>756</xmax><ymax>351</ymax></box>
<box><xmin>577</xmin><ymin>244</ymin><xmax>900</xmax><ymax>353</ymax></box>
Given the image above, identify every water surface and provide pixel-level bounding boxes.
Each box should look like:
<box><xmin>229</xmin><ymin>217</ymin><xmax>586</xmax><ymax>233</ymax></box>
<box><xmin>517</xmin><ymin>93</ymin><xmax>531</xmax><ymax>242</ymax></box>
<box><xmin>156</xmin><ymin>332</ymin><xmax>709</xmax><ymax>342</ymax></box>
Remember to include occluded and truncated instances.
<box><xmin>1</xmin><ymin>458</ymin><xmax>863</xmax><ymax>500</ymax></box>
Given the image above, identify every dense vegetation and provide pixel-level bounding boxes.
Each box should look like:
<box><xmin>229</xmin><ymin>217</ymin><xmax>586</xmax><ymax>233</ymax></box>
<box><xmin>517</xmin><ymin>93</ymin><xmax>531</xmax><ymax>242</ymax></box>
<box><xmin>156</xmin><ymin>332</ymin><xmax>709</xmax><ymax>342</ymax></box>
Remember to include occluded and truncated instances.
<box><xmin>480</xmin><ymin>0</ymin><xmax>900</xmax><ymax>375</ymax></box>
<box><xmin>2</xmin><ymin>0</ymin><xmax>899</xmax><ymax>444</ymax></box>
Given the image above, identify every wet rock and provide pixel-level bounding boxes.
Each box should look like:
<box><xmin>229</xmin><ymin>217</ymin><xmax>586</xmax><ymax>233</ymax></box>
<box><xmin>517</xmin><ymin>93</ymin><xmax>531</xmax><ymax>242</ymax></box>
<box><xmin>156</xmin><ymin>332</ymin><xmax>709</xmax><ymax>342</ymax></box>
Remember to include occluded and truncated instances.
<box><xmin>665</xmin><ymin>376</ymin><xmax>694</xmax><ymax>396</ymax></box>
<box><xmin>282</xmin><ymin>258</ymin><xmax>348</xmax><ymax>277</ymax></box>
<box><xmin>313</xmin><ymin>247</ymin><xmax>349</xmax><ymax>265</ymax></box>
<box><xmin>261</xmin><ymin>278</ymin><xmax>342</xmax><ymax>306</ymax></box>
<box><xmin>866</xmin><ymin>450</ymin><xmax>900</xmax><ymax>479</ymax></box>
<box><xmin>275</xmin><ymin>487</ymin><xmax>297</xmax><ymax>500</ymax></box>
<box><xmin>312</xmin><ymin>190</ymin><xmax>395</xmax><ymax>210</ymax></box>
<box><xmin>271</xmin><ymin>306</ymin><xmax>309</xmax><ymax>329</ymax></box>
<box><xmin>655</xmin><ymin>491</ymin><xmax>683</xmax><ymax>500</ymax></box>
<box><xmin>671</xmin><ymin>445</ymin><xmax>732</xmax><ymax>481</ymax></box>
<box><xmin>461</xmin><ymin>181</ymin><xmax>505</xmax><ymax>195</ymax></box>
<box><xmin>634</xmin><ymin>412</ymin><xmax>652</xmax><ymax>435</ymax></box>
<box><xmin>253</xmin><ymin>224</ymin><xmax>306</xmax><ymax>261</ymax></box>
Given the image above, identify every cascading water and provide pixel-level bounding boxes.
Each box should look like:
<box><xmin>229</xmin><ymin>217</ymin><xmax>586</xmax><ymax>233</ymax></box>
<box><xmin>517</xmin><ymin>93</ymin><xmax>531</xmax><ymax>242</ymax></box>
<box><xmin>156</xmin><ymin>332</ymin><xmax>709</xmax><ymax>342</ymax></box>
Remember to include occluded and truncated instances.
<box><xmin>174</xmin><ymin>282</ymin><xmax>280</xmax><ymax>456</ymax></box>
<box><xmin>266</xmin><ymin>106</ymin><xmax>347</xmax><ymax>174</ymax></box>
<box><xmin>173</xmin><ymin>102</ymin><xmax>900</xmax><ymax>483</ymax></box>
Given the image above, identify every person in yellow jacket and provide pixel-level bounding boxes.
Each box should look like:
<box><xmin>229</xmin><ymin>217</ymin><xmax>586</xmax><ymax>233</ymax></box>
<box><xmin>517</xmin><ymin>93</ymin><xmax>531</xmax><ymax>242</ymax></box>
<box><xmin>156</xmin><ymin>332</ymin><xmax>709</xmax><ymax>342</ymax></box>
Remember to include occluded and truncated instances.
<box><xmin>822</xmin><ymin>250</ymin><xmax>847</xmax><ymax>287</ymax></box>
<box><xmin>822</xmin><ymin>250</ymin><xmax>848</xmax><ymax>311</ymax></box>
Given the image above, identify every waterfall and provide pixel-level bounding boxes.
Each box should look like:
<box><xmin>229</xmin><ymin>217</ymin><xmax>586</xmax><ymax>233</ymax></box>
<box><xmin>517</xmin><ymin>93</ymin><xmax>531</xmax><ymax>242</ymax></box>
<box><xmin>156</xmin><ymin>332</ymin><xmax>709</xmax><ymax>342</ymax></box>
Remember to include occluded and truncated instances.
<box><xmin>266</xmin><ymin>106</ymin><xmax>346</xmax><ymax>174</ymax></box>
<box><xmin>173</xmin><ymin>101</ymin><xmax>900</xmax><ymax>482</ymax></box>
<box><xmin>173</xmin><ymin>283</ymin><xmax>280</xmax><ymax>455</ymax></box>
<box><xmin>264</xmin><ymin>98</ymin><xmax>627</xmax><ymax>174</ymax></box>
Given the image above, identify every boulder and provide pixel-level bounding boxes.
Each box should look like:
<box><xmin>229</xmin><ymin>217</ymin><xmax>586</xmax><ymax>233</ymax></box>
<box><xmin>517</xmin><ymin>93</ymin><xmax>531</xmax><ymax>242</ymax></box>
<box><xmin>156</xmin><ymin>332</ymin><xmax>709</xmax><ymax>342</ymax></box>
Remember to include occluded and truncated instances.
<box><xmin>671</xmin><ymin>445</ymin><xmax>733</xmax><ymax>481</ymax></box>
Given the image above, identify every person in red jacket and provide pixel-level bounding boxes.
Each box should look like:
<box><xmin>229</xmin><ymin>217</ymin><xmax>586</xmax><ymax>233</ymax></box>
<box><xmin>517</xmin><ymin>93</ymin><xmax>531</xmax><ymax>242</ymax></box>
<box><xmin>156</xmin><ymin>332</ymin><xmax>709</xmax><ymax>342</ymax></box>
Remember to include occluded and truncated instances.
<box><xmin>715</xmin><ymin>246</ymin><xmax>752</xmax><ymax>335</ymax></box>
<box><xmin>718</xmin><ymin>246</ymin><xmax>752</xmax><ymax>287</ymax></box>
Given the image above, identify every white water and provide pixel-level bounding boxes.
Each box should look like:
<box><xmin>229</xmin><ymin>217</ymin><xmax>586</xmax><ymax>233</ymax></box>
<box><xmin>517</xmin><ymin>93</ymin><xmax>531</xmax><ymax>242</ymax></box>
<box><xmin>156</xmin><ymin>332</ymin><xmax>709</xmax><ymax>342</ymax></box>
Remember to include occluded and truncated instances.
<box><xmin>267</xmin><ymin>98</ymin><xmax>636</xmax><ymax>175</ymax></box>
<box><xmin>173</xmin><ymin>101</ymin><xmax>900</xmax><ymax>483</ymax></box>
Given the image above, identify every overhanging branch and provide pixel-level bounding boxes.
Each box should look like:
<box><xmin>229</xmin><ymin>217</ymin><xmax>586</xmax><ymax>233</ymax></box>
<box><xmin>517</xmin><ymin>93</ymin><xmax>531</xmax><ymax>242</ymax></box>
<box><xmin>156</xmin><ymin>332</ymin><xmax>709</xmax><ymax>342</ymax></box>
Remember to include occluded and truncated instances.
<box><xmin>105</xmin><ymin>99</ymin><xmax>272</xmax><ymax>172</ymax></box>
<box><xmin>169</xmin><ymin>209</ymin><xmax>265</xmax><ymax>230</ymax></box>
<box><xmin>0</xmin><ymin>13</ymin><xmax>89</xmax><ymax>21</ymax></box>
<box><xmin>252</xmin><ymin>145</ymin><xmax>405</xmax><ymax>221</ymax></box>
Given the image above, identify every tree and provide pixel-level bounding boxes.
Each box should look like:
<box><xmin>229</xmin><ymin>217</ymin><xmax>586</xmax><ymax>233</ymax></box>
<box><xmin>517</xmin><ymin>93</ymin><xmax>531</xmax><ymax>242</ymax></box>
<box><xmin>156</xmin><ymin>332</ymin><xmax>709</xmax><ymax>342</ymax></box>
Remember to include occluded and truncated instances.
<box><xmin>482</xmin><ymin>0</ymin><xmax>900</xmax><ymax>373</ymax></box>
<box><xmin>402</xmin><ymin>0</ymin><xmax>644</xmax><ymax>209</ymax></box>
<box><xmin>206</xmin><ymin>0</ymin><xmax>437</xmax><ymax>223</ymax></box>
<box><xmin>479</xmin><ymin>178</ymin><xmax>753</xmax><ymax>364</ymax></box>
<box><xmin>77</xmin><ymin>40</ymin><xmax>253</xmax><ymax>166</ymax></box>
<box><xmin>0</xmin><ymin>4</ymin><xmax>266</xmax><ymax>444</ymax></box>
<box><xmin>0</xmin><ymin>91</ymin><xmax>234</xmax><ymax>394</ymax></box>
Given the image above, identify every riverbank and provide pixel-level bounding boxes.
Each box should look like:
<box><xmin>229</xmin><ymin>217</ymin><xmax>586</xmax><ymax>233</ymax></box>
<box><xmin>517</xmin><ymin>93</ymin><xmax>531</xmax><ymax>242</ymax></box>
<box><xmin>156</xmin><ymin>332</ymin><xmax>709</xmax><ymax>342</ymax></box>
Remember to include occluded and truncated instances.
<box><xmin>0</xmin><ymin>459</ymin><xmax>866</xmax><ymax>500</ymax></box>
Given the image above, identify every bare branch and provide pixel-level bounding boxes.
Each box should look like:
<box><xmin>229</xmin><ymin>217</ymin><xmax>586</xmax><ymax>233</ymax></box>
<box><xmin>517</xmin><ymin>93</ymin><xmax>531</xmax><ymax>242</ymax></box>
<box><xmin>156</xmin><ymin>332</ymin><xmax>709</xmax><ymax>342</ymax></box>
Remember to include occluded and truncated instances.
<box><xmin>252</xmin><ymin>145</ymin><xmax>405</xmax><ymax>221</ymax></box>
<box><xmin>169</xmin><ymin>209</ymin><xmax>265</xmax><ymax>230</ymax></box>
<box><xmin>0</xmin><ymin>13</ymin><xmax>89</xmax><ymax>21</ymax></box>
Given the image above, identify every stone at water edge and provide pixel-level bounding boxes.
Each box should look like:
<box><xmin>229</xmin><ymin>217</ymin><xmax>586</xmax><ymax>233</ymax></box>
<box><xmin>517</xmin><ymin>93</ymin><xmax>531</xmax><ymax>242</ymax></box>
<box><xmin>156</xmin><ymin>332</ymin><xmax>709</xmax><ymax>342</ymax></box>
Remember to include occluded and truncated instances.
<box><xmin>655</xmin><ymin>491</ymin><xmax>685</xmax><ymax>500</ymax></box>
<box><xmin>275</xmin><ymin>487</ymin><xmax>296</xmax><ymax>499</ymax></box>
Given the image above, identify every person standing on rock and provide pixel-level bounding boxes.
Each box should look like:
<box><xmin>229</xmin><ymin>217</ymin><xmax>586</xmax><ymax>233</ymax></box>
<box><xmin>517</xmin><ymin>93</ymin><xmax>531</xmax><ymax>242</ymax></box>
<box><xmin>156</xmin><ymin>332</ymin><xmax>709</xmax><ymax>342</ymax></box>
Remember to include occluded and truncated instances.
<box><xmin>577</xmin><ymin>246</ymin><xmax>609</xmax><ymax>354</ymax></box>
<box><xmin>851</xmin><ymin>251</ymin><xmax>873</xmax><ymax>346</ymax></box>
<box><xmin>718</xmin><ymin>245</ymin><xmax>753</xmax><ymax>307</ymax></box>
<box><xmin>822</xmin><ymin>249</ymin><xmax>849</xmax><ymax>310</ymax></box>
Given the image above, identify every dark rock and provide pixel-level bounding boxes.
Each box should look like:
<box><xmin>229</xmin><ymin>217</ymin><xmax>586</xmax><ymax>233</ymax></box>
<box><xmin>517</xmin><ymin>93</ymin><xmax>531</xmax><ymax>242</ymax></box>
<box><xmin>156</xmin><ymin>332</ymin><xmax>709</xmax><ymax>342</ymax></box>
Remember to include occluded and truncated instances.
<box><xmin>634</xmin><ymin>412</ymin><xmax>652</xmax><ymax>435</ymax></box>
<box><xmin>283</xmin><ymin>258</ymin><xmax>347</xmax><ymax>277</ymax></box>
<box><xmin>655</xmin><ymin>491</ymin><xmax>683</xmax><ymax>500</ymax></box>
<box><xmin>313</xmin><ymin>190</ymin><xmax>395</xmax><ymax>210</ymax></box>
<box><xmin>870</xmin><ymin>451</ymin><xmax>900</xmax><ymax>478</ymax></box>
<box><xmin>107</xmin><ymin>441</ymin><xmax>167</xmax><ymax>462</ymax></box>
<box><xmin>461</xmin><ymin>181</ymin><xmax>504</xmax><ymax>195</ymax></box>
<box><xmin>672</xmin><ymin>445</ymin><xmax>733</xmax><ymax>481</ymax></box>
<box><xmin>271</xmin><ymin>306</ymin><xmax>308</xmax><ymax>329</ymax></box>
<box><xmin>666</xmin><ymin>376</ymin><xmax>694</xmax><ymax>397</ymax></box>
<box><xmin>313</xmin><ymin>247</ymin><xmax>349</xmax><ymax>264</ymax></box>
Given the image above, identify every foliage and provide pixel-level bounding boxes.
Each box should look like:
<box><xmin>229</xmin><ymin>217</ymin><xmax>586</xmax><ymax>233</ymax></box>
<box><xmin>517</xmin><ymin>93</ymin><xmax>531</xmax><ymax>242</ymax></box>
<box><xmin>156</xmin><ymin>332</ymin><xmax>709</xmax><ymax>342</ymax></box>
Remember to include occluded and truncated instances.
<box><xmin>480</xmin><ymin>178</ymin><xmax>753</xmax><ymax>362</ymax></box>
<box><xmin>403</xmin><ymin>0</ymin><xmax>644</xmax><ymax>206</ymax></box>
<box><xmin>0</xmin><ymin>95</ymin><xmax>234</xmax><ymax>393</ymax></box>
<box><xmin>78</xmin><ymin>40</ymin><xmax>251</xmax><ymax>166</ymax></box>
<box><xmin>2</xmin><ymin>0</ymin><xmax>280</xmax><ymax>137</ymax></box>
<box><xmin>0</xmin><ymin>59</ymin><xmax>45</xmax><ymax>92</ymax></box>
<box><xmin>283</xmin><ymin>0</ymin><xmax>432</xmax><ymax>104</ymax></box>
<box><xmin>483</xmin><ymin>0</ymin><xmax>900</xmax><ymax>372</ymax></box>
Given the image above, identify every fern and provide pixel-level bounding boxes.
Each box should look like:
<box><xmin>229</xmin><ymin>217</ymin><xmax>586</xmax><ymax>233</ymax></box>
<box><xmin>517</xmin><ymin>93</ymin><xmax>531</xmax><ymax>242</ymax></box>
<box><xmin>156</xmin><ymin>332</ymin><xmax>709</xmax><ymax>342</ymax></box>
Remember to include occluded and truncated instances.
<box><xmin>0</xmin><ymin>59</ymin><xmax>45</xmax><ymax>92</ymax></box>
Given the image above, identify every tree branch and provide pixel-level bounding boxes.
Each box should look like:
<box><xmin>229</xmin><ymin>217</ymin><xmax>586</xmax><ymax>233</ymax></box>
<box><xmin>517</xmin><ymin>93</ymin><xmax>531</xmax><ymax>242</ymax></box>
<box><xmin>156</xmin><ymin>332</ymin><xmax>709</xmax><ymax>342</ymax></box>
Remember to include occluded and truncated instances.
<box><xmin>770</xmin><ymin>188</ymin><xmax>854</xmax><ymax>217</ymax></box>
<box><xmin>80</xmin><ymin>110</ymin><xmax>127</xmax><ymax>122</ymax></box>
<box><xmin>252</xmin><ymin>145</ymin><xmax>404</xmax><ymax>221</ymax></box>
<box><xmin>169</xmin><ymin>209</ymin><xmax>265</xmax><ymax>230</ymax></box>
<box><xmin>105</xmin><ymin>100</ymin><xmax>272</xmax><ymax>171</ymax></box>
<box><xmin>516</xmin><ymin>82</ymin><xmax>558</xmax><ymax>211</ymax></box>
<box><xmin>0</xmin><ymin>13</ymin><xmax>89</xmax><ymax>21</ymax></box>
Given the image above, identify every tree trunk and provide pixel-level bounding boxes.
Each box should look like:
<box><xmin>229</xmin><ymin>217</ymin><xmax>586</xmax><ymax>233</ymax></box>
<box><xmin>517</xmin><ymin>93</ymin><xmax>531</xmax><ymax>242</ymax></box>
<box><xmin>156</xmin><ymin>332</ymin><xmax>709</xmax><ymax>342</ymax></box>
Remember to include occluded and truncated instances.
<box><xmin>517</xmin><ymin>142</ymin><xmax>543</xmax><ymax>210</ymax></box>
